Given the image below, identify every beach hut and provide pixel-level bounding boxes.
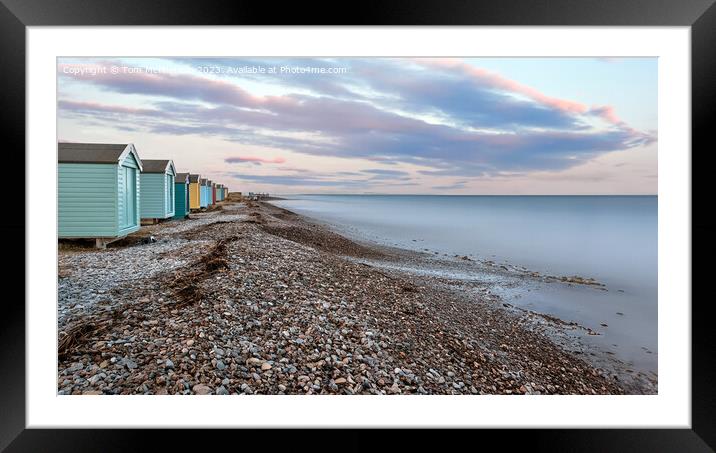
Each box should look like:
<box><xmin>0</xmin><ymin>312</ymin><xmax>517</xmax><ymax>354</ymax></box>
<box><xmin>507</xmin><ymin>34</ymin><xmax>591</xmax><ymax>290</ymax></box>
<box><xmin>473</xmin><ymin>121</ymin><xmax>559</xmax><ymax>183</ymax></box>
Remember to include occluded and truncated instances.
<box><xmin>188</xmin><ymin>174</ymin><xmax>201</xmax><ymax>210</ymax></box>
<box><xmin>207</xmin><ymin>180</ymin><xmax>214</xmax><ymax>206</ymax></box>
<box><xmin>58</xmin><ymin>142</ymin><xmax>143</xmax><ymax>248</ymax></box>
<box><xmin>174</xmin><ymin>172</ymin><xmax>190</xmax><ymax>219</ymax></box>
<box><xmin>140</xmin><ymin>159</ymin><xmax>176</xmax><ymax>222</ymax></box>
<box><xmin>225</xmin><ymin>188</ymin><xmax>230</xmax><ymax>199</ymax></box>
<box><xmin>216</xmin><ymin>184</ymin><xmax>224</xmax><ymax>201</ymax></box>
<box><xmin>211</xmin><ymin>182</ymin><xmax>217</xmax><ymax>204</ymax></box>
<box><xmin>200</xmin><ymin>178</ymin><xmax>209</xmax><ymax>208</ymax></box>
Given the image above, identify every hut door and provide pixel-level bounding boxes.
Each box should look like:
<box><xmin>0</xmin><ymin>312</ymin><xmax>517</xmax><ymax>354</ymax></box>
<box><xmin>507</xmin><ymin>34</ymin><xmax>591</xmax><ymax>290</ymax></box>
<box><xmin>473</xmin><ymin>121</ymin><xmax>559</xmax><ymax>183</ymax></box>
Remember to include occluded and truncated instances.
<box><xmin>167</xmin><ymin>175</ymin><xmax>174</xmax><ymax>210</ymax></box>
<box><xmin>123</xmin><ymin>167</ymin><xmax>136</xmax><ymax>228</ymax></box>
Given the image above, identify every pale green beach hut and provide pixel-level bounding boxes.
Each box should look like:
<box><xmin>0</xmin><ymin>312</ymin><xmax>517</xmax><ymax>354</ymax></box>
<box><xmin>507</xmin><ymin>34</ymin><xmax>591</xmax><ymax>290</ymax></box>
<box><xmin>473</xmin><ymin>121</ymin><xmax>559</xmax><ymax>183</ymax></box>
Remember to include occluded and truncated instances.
<box><xmin>140</xmin><ymin>159</ymin><xmax>176</xmax><ymax>222</ymax></box>
<box><xmin>58</xmin><ymin>142</ymin><xmax>143</xmax><ymax>248</ymax></box>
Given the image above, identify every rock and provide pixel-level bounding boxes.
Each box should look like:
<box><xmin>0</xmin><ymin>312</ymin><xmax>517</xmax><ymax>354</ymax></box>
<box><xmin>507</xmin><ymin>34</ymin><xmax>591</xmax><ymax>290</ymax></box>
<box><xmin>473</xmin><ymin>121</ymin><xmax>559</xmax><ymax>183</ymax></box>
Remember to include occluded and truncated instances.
<box><xmin>88</xmin><ymin>373</ymin><xmax>106</xmax><ymax>385</ymax></box>
<box><xmin>216</xmin><ymin>360</ymin><xmax>226</xmax><ymax>370</ymax></box>
<box><xmin>165</xmin><ymin>359</ymin><xmax>174</xmax><ymax>369</ymax></box>
<box><xmin>186</xmin><ymin>339</ymin><xmax>195</xmax><ymax>347</ymax></box>
<box><xmin>261</xmin><ymin>362</ymin><xmax>272</xmax><ymax>371</ymax></box>
<box><xmin>123</xmin><ymin>359</ymin><xmax>138</xmax><ymax>370</ymax></box>
<box><xmin>278</xmin><ymin>384</ymin><xmax>287</xmax><ymax>392</ymax></box>
<box><xmin>246</xmin><ymin>357</ymin><xmax>262</xmax><ymax>366</ymax></box>
<box><xmin>192</xmin><ymin>384</ymin><xmax>212</xmax><ymax>395</ymax></box>
<box><xmin>216</xmin><ymin>386</ymin><xmax>230</xmax><ymax>395</ymax></box>
<box><xmin>334</xmin><ymin>377</ymin><xmax>347</xmax><ymax>384</ymax></box>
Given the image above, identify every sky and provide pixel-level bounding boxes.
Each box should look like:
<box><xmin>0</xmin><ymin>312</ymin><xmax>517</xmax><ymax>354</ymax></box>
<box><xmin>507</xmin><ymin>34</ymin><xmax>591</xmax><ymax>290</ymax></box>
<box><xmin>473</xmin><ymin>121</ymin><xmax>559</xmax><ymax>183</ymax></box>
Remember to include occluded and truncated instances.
<box><xmin>57</xmin><ymin>57</ymin><xmax>657</xmax><ymax>195</ymax></box>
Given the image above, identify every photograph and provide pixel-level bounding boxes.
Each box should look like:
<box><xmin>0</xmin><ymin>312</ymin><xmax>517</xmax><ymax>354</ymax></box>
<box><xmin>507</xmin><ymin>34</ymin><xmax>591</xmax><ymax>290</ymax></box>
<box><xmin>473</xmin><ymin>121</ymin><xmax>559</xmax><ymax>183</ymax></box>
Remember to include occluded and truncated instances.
<box><xmin>55</xmin><ymin>56</ymin><xmax>658</xmax><ymax>396</ymax></box>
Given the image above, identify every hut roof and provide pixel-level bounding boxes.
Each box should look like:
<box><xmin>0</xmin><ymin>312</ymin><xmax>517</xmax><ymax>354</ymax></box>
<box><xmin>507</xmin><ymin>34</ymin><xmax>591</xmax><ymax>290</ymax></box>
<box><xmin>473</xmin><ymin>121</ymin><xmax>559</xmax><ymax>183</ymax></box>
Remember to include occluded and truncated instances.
<box><xmin>58</xmin><ymin>143</ymin><xmax>143</xmax><ymax>171</ymax></box>
<box><xmin>141</xmin><ymin>159</ymin><xmax>176</xmax><ymax>175</ymax></box>
<box><xmin>189</xmin><ymin>174</ymin><xmax>200</xmax><ymax>183</ymax></box>
<box><xmin>176</xmin><ymin>172</ymin><xmax>190</xmax><ymax>183</ymax></box>
<box><xmin>200</xmin><ymin>178</ymin><xmax>208</xmax><ymax>185</ymax></box>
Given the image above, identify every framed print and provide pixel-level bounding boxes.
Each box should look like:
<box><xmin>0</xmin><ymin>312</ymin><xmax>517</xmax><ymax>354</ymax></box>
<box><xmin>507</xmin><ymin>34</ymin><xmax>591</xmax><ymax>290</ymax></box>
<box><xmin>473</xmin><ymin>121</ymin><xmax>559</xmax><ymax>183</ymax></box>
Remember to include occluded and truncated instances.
<box><xmin>3</xmin><ymin>0</ymin><xmax>714</xmax><ymax>450</ymax></box>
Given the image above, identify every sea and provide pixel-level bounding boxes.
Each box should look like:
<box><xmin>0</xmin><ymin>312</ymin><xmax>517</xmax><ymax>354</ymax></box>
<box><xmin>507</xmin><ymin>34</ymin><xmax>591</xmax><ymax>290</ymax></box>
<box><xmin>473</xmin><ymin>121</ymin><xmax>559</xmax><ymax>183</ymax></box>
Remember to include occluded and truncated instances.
<box><xmin>270</xmin><ymin>195</ymin><xmax>657</xmax><ymax>377</ymax></box>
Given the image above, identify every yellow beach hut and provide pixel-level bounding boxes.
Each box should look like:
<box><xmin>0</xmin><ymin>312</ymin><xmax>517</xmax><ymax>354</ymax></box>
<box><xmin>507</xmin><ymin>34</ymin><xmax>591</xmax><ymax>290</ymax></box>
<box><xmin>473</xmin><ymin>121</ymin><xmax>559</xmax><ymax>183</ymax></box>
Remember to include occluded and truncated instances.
<box><xmin>188</xmin><ymin>174</ymin><xmax>201</xmax><ymax>210</ymax></box>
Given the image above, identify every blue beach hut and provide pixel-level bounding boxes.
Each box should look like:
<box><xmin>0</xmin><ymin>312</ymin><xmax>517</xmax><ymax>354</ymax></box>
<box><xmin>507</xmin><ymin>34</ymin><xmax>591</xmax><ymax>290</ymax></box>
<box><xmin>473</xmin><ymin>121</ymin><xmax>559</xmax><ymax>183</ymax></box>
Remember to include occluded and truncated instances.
<box><xmin>140</xmin><ymin>159</ymin><xmax>176</xmax><ymax>222</ymax></box>
<box><xmin>207</xmin><ymin>180</ymin><xmax>215</xmax><ymax>206</ymax></box>
<box><xmin>174</xmin><ymin>172</ymin><xmax>190</xmax><ymax>219</ymax></box>
<box><xmin>58</xmin><ymin>142</ymin><xmax>143</xmax><ymax>248</ymax></box>
<box><xmin>200</xmin><ymin>178</ymin><xmax>209</xmax><ymax>208</ymax></box>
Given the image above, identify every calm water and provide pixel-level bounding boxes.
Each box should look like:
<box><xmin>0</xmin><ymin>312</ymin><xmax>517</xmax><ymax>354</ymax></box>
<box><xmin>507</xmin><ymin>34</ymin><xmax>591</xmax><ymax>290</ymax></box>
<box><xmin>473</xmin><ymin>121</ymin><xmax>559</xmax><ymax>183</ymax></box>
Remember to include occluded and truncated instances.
<box><xmin>271</xmin><ymin>195</ymin><xmax>657</xmax><ymax>375</ymax></box>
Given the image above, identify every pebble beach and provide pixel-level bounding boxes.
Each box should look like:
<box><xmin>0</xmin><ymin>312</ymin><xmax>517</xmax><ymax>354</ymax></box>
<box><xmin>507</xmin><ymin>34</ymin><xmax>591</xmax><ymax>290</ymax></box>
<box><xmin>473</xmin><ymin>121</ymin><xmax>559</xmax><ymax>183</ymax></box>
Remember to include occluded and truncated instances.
<box><xmin>57</xmin><ymin>199</ymin><xmax>633</xmax><ymax>395</ymax></box>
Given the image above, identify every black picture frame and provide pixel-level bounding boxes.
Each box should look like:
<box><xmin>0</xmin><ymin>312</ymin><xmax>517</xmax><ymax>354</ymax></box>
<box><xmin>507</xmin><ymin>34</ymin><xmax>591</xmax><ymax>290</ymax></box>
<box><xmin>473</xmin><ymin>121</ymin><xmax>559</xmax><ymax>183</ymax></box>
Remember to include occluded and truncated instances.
<box><xmin>2</xmin><ymin>0</ymin><xmax>713</xmax><ymax>450</ymax></box>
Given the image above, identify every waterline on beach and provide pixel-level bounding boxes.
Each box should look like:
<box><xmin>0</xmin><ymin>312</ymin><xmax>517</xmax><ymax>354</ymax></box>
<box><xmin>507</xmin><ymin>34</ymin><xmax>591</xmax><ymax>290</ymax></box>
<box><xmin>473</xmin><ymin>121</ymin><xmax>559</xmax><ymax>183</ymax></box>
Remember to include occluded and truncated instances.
<box><xmin>270</xmin><ymin>195</ymin><xmax>658</xmax><ymax>381</ymax></box>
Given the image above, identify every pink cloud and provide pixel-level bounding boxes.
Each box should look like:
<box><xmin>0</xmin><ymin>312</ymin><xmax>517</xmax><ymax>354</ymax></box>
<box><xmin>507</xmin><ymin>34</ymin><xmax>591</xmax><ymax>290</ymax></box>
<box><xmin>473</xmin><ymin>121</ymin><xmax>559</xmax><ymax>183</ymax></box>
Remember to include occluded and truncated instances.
<box><xmin>225</xmin><ymin>156</ymin><xmax>286</xmax><ymax>164</ymax></box>
<box><xmin>414</xmin><ymin>58</ymin><xmax>589</xmax><ymax>115</ymax></box>
<box><xmin>588</xmin><ymin>105</ymin><xmax>624</xmax><ymax>125</ymax></box>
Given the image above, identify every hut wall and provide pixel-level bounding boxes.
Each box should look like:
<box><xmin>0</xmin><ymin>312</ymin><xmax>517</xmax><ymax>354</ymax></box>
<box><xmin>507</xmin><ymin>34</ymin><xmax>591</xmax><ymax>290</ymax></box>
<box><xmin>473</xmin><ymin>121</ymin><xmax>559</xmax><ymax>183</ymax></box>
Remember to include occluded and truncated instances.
<box><xmin>58</xmin><ymin>163</ymin><xmax>119</xmax><ymax>237</ymax></box>
<box><xmin>140</xmin><ymin>173</ymin><xmax>173</xmax><ymax>219</ymax></box>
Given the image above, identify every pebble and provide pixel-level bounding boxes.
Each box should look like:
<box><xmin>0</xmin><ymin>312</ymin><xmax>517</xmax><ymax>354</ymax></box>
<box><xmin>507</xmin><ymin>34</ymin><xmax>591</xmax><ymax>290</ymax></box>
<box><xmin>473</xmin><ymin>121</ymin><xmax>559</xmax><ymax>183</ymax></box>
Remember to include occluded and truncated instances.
<box><xmin>192</xmin><ymin>384</ymin><xmax>212</xmax><ymax>395</ymax></box>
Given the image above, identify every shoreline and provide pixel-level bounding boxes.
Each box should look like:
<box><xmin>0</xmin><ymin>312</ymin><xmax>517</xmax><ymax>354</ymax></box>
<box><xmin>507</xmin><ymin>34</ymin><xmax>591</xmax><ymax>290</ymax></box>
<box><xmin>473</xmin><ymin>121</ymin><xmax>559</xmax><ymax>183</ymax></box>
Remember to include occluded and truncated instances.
<box><xmin>267</xmin><ymin>200</ymin><xmax>657</xmax><ymax>393</ymax></box>
<box><xmin>57</xmin><ymin>200</ymin><xmax>650</xmax><ymax>395</ymax></box>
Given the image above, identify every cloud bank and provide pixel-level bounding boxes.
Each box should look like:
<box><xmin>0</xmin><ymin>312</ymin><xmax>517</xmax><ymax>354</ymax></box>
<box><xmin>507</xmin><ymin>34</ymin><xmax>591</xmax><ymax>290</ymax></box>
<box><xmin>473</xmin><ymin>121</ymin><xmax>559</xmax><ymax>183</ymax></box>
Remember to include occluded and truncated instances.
<box><xmin>57</xmin><ymin>57</ymin><xmax>656</xmax><ymax>190</ymax></box>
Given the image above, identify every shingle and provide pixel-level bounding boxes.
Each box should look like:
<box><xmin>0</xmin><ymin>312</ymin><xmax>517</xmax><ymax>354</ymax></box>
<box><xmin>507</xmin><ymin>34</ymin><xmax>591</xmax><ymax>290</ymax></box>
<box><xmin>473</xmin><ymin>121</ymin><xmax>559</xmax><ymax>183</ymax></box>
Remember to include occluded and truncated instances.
<box><xmin>141</xmin><ymin>159</ymin><xmax>172</xmax><ymax>173</ymax></box>
<box><xmin>58</xmin><ymin>143</ymin><xmax>129</xmax><ymax>163</ymax></box>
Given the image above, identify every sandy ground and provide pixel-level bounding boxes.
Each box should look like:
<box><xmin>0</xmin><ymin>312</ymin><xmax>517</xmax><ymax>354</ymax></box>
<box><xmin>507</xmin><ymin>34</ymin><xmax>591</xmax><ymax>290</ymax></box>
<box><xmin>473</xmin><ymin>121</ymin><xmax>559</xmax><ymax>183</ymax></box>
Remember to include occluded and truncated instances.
<box><xmin>57</xmin><ymin>200</ymin><xmax>634</xmax><ymax>395</ymax></box>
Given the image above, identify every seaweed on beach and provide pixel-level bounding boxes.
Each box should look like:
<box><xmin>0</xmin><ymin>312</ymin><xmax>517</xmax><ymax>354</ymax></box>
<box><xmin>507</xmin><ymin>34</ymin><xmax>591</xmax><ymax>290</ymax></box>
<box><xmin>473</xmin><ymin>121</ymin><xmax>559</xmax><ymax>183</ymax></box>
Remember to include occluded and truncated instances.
<box><xmin>58</xmin><ymin>322</ymin><xmax>100</xmax><ymax>359</ymax></box>
<box><xmin>58</xmin><ymin>308</ymin><xmax>124</xmax><ymax>359</ymax></box>
<box><xmin>170</xmin><ymin>236</ymin><xmax>238</xmax><ymax>306</ymax></box>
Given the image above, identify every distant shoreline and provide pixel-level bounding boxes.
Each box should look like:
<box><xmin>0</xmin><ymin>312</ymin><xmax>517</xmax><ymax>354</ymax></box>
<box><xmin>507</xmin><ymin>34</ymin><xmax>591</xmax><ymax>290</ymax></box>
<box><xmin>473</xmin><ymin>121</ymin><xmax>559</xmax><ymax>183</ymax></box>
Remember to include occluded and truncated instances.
<box><xmin>274</xmin><ymin>193</ymin><xmax>657</xmax><ymax>197</ymax></box>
